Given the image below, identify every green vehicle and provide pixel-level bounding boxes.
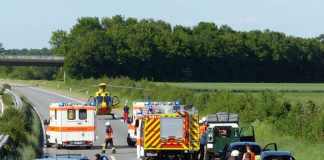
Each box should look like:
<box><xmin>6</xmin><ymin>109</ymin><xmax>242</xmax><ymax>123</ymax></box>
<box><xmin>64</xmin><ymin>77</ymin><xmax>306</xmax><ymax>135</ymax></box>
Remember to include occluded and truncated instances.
<box><xmin>204</xmin><ymin>112</ymin><xmax>255</xmax><ymax>160</ymax></box>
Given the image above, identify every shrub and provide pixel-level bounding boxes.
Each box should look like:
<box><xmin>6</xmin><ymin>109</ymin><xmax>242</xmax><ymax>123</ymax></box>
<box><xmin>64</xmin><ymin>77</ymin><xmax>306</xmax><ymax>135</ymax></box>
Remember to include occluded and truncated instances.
<box><xmin>2</xmin><ymin>83</ymin><xmax>11</xmax><ymax>90</ymax></box>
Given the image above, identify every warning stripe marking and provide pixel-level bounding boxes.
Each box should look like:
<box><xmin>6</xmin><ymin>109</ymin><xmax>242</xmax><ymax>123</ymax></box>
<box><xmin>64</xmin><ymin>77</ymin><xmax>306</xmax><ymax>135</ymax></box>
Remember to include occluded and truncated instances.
<box><xmin>47</xmin><ymin>126</ymin><xmax>95</xmax><ymax>132</ymax></box>
<box><xmin>144</xmin><ymin>118</ymin><xmax>161</xmax><ymax>148</ymax></box>
<box><xmin>145</xmin><ymin>120</ymin><xmax>160</xmax><ymax>137</ymax></box>
<box><xmin>145</xmin><ymin>131</ymin><xmax>160</xmax><ymax>148</ymax></box>
<box><xmin>189</xmin><ymin>115</ymin><xmax>199</xmax><ymax>150</ymax></box>
<box><xmin>146</xmin><ymin>119</ymin><xmax>160</xmax><ymax>132</ymax></box>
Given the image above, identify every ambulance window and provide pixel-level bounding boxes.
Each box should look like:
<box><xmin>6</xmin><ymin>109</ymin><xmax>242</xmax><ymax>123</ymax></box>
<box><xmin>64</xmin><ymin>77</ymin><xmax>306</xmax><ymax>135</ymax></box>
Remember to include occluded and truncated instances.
<box><xmin>79</xmin><ymin>109</ymin><xmax>87</xmax><ymax>120</ymax></box>
<box><xmin>55</xmin><ymin>109</ymin><xmax>57</xmax><ymax>120</ymax></box>
<box><xmin>67</xmin><ymin>109</ymin><xmax>76</xmax><ymax>120</ymax></box>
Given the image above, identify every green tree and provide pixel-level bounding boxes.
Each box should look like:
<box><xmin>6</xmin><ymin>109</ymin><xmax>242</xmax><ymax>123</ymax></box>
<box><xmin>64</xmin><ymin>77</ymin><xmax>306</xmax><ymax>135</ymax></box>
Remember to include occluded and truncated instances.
<box><xmin>49</xmin><ymin>30</ymin><xmax>69</xmax><ymax>55</ymax></box>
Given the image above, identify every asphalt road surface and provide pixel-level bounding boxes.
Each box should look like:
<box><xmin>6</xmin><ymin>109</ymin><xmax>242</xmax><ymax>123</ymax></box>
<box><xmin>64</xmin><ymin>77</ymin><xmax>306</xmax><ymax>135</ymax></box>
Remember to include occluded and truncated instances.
<box><xmin>11</xmin><ymin>85</ymin><xmax>137</xmax><ymax>160</ymax></box>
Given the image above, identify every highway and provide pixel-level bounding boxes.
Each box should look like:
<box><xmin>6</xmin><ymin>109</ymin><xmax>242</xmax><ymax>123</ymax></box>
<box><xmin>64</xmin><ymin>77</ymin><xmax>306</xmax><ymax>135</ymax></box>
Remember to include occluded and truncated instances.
<box><xmin>11</xmin><ymin>85</ymin><xmax>137</xmax><ymax>160</ymax></box>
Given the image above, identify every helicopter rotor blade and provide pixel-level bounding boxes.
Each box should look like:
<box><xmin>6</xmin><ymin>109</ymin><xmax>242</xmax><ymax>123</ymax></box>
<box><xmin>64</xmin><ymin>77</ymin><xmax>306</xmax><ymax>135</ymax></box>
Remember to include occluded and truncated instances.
<box><xmin>106</xmin><ymin>85</ymin><xmax>152</xmax><ymax>90</ymax></box>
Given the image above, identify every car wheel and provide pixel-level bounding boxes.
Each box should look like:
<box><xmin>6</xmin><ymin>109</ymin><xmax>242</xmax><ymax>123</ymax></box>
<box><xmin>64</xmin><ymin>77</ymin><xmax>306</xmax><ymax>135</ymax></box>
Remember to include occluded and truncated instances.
<box><xmin>127</xmin><ymin>136</ymin><xmax>136</xmax><ymax>147</ymax></box>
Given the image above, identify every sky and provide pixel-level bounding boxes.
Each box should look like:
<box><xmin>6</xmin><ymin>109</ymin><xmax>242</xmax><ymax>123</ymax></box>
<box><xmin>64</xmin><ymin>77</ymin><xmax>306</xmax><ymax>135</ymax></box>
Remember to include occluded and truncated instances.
<box><xmin>0</xmin><ymin>0</ymin><xmax>323</xmax><ymax>49</ymax></box>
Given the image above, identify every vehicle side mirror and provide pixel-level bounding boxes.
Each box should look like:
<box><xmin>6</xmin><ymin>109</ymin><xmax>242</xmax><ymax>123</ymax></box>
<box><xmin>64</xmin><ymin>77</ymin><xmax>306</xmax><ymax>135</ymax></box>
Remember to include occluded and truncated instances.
<box><xmin>44</xmin><ymin>119</ymin><xmax>49</xmax><ymax>125</ymax></box>
<box><xmin>127</xmin><ymin>117</ymin><xmax>132</xmax><ymax>124</ymax></box>
<box><xmin>135</xmin><ymin>119</ymin><xmax>139</xmax><ymax>128</ymax></box>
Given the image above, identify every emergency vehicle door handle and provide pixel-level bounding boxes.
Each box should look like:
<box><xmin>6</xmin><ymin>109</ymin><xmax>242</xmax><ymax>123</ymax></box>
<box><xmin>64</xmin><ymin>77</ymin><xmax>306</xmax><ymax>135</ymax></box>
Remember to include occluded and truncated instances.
<box><xmin>78</xmin><ymin>122</ymin><xmax>83</xmax><ymax>124</ymax></box>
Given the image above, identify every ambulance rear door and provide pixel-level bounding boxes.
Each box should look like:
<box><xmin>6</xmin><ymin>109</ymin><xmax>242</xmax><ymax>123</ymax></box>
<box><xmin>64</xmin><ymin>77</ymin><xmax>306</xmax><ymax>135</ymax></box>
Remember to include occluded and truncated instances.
<box><xmin>62</xmin><ymin>107</ymin><xmax>91</xmax><ymax>145</ymax></box>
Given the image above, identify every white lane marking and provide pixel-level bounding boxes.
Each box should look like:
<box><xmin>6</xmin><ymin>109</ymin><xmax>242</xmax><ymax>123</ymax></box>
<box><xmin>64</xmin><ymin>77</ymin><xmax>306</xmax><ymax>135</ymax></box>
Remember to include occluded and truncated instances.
<box><xmin>0</xmin><ymin>98</ymin><xmax>4</xmax><ymax>114</ymax></box>
<box><xmin>30</xmin><ymin>87</ymin><xmax>83</xmax><ymax>103</ymax></box>
<box><xmin>110</xmin><ymin>155</ymin><xmax>117</xmax><ymax>160</ymax></box>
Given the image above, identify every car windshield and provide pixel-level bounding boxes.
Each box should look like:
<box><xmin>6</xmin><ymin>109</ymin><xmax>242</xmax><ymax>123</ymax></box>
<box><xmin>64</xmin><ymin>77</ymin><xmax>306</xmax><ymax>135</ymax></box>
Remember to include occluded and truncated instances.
<box><xmin>263</xmin><ymin>155</ymin><xmax>295</xmax><ymax>160</ymax></box>
<box><xmin>231</xmin><ymin>144</ymin><xmax>262</xmax><ymax>155</ymax></box>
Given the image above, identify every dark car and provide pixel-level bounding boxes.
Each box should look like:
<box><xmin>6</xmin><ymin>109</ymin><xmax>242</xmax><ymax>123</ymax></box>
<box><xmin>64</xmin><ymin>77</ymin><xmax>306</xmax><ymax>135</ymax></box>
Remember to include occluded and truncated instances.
<box><xmin>224</xmin><ymin>142</ymin><xmax>262</xmax><ymax>159</ymax></box>
<box><xmin>35</xmin><ymin>154</ymin><xmax>90</xmax><ymax>160</ymax></box>
<box><xmin>224</xmin><ymin>142</ymin><xmax>277</xmax><ymax>160</ymax></box>
<box><xmin>261</xmin><ymin>151</ymin><xmax>295</xmax><ymax>160</ymax></box>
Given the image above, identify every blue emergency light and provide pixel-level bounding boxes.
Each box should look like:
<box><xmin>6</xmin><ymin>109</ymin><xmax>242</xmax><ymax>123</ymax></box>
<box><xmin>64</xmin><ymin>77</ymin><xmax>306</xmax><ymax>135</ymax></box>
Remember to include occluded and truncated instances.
<box><xmin>58</xmin><ymin>103</ymin><xmax>64</xmax><ymax>106</ymax></box>
<box><xmin>89</xmin><ymin>102</ymin><xmax>95</xmax><ymax>106</ymax></box>
<box><xmin>136</xmin><ymin>110</ymin><xmax>143</xmax><ymax>114</ymax></box>
<box><xmin>144</xmin><ymin>102</ymin><xmax>150</xmax><ymax>105</ymax></box>
<box><xmin>175</xmin><ymin>101</ymin><xmax>180</xmax><ymax>105</ymax></box>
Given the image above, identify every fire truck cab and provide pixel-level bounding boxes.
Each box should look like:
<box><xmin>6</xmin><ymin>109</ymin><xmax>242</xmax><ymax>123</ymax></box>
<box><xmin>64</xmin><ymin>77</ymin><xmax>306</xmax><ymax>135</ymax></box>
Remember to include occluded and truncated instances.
<box><xmin>128</xmin><ymin>102</ymin><xmax>200</xmax><ymax>160</ymax></box>
<box><xmin>44</xmin><ymin>102</ymin><xmax>96</xmax><ymax>149</ymax></box>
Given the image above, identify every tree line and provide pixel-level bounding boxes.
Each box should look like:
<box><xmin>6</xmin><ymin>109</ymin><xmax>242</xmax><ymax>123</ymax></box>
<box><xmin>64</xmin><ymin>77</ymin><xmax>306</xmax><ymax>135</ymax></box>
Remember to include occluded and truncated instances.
<box><xmin>49</xmin><ymin>15</ymin><xmax>324</xmax><ymax>82</ymax></box>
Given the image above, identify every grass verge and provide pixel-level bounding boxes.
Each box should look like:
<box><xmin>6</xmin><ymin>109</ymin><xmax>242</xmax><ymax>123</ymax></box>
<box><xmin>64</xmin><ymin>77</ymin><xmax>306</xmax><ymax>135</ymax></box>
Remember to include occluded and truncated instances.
<box><xmin>2</xmin><ymin>93</ymin><xmax>14</xmax><ymax>107</ymax></box>
<box><xmin>19</xmin><ymin>97</ymin><xmax>42</xmax><ymax>160</ymax></box>
<box><xmin>253</xmin><ymin>120</ymin><xmax>324</xmax><ymax>160</ymax></box>
<box><xmin>0</xmin><ymin>97</ymin><xmax>42</xmax><ymax>159</ymax></box>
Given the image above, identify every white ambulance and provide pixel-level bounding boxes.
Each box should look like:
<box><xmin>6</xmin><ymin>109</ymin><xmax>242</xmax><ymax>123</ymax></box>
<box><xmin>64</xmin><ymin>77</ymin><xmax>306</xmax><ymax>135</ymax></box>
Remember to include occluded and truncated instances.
<box><xmin>45</xmin><ymin>102</ymin><xmax>96</xmax><ymax>149</ymax></box>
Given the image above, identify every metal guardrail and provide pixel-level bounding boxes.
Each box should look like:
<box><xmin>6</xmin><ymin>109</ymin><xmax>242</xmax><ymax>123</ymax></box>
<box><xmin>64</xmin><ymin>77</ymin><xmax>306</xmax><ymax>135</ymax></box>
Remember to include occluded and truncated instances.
<box><xmin>4</xmin><ymin>89</ymin><xmax>22</xmax><ymax>109</ymax></box>
<box><xmin>0</xmin><ymin>134</ymin><xmax>9</xmax><ymax>151</ymax></box>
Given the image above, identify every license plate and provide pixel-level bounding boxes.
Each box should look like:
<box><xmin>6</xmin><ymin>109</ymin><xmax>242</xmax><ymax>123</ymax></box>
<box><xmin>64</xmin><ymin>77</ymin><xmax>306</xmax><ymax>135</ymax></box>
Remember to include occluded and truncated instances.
<box><xmin>146</xmin><ymin>153</ymin><xmax>157</xmax><ymax>156</ymax></box>
<box><xmin>73</xmin><ymin>141</ymin><xmax>84</xmax><ymax>145</ymax></box>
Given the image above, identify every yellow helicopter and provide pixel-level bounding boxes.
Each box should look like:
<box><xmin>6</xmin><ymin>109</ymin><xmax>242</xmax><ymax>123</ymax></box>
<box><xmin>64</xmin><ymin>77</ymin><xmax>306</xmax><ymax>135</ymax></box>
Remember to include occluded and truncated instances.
<box><xmin>87</xmin><ymin>82</ymin><xmax>151</xmax><ymax>118</ymax></box>
<box><xmin>87</xmin><ymin>83</ymin><xmax>123</xmax><ymax>118</ymax></box>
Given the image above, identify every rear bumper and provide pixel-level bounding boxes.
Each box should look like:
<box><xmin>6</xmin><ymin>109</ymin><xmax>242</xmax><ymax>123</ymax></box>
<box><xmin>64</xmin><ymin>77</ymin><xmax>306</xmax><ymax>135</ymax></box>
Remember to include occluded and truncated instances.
<box><xmin>144</xmin><ymin>150</ymin><xmax>199</xmax><ymax>158</ymax></box>
<box><xmin>60</xmin><ymin>141</ymin><xmax>94</xmax><ymax>147</ymax></box>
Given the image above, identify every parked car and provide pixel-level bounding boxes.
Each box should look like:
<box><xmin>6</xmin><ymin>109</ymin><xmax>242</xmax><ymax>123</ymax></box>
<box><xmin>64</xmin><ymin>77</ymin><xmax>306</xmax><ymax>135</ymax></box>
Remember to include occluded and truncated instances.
<box><xmin>224</xmin><ymin>142</ymin><xmax>277</xmax><ymax>160</ymax></box>
<box><xmin>261</xmin><ymin>151</ymin><xmax>295</xmax><ymax>160</ymax></box>
<box><xmin>35</xmin><ymin>154</ymin><xmax>90</xmax><ymax>160</ymax></box>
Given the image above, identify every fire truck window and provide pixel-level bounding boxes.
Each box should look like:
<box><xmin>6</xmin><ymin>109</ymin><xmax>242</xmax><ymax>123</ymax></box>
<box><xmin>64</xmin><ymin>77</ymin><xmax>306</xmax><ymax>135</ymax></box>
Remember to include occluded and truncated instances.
<box><xmin>55</xmin><ymin>109</ymin><xmax>57</xmax><ymax>120</ymax></box>
<box><xmin>67</xmin><ymin>109</ymin><xmax>76</xmax><ymax>120</ymax></box>
<box><xmin>79</xmin><ymin>109</ymin><xmax>87</xmax><ymax>120</ymax></box>
<box><xmin>160</xmin><ymin>118</ymin><xmax>183</xmax><ymax>138</ymax></box>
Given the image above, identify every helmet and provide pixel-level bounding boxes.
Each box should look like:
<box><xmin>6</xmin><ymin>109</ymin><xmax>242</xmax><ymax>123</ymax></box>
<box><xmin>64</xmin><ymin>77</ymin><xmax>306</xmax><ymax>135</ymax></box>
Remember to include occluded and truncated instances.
<box><xmin>105</xmin><ymin>121</ymin><xmax>110</xmax><ymax>126</ymax></box>
<box><xmin>231</xmin><ymin>150</ymin><xmax>239</xmax><ymax>157</ymax></box>
<box><xmin>199</xmin><ymin>120</ymin><xmax>203</xmax><ymax>124</ymax></box>
<box><xmin>99</xmin><ymin>83</ymin><xmax>107</xmax><ymax>86</ymax></box>
<box><xmin>202</xmin><ymin>117</ymin><xmax>206</xmax><ymax>122</ymax></box>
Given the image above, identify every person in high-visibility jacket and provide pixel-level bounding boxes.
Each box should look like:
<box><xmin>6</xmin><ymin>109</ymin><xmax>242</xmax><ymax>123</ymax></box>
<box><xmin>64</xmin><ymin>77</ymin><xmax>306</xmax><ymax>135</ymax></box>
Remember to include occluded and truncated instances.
<box><xmin>123</xmin><ymin>103</ymin><xmax>130</xmax><ymax>123</ymax></box>
<box><xmin>102</xmin><ymin>121</ymin><xmax>116</xmax><ymax>154</ymax></box>
<box><xmin>199</xmin><ymin>117</ymin><xmax>207</xmax><ymax>134</ymax></box>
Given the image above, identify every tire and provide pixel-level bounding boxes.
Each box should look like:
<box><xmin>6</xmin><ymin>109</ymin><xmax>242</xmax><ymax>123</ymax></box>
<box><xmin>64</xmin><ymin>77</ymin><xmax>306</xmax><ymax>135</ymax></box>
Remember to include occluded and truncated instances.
<box><xmin>57</xmin><ymin>144</ymin><xmax>62</xmax><ymax>149</ymax></box>
<box><xmin>127</xmin><ymin>136</ymin><xmax>136</xmax><ymax>147</ymax></box>
<box><xmin>86</xmin><ymin>146</ymin><xmax>92</xmax><ymax>149</ymax></box>
<box><xmin>45</xmin><ymin>142</ymin><xmax>53</xmax><ymax>148</ymax></box>
<box><xmin>205</xmin><ymin>153</ymin><xmax>212</xmax><ymax>160</ymax></box>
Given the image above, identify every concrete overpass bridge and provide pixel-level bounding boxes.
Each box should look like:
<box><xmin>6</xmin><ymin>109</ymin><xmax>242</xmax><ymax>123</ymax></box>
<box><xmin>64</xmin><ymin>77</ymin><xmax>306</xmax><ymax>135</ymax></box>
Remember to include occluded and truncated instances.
<box><xmin>0</xmin><ymin>55</ymin><xmax>64</xmax><ymax>66</ymax></box>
